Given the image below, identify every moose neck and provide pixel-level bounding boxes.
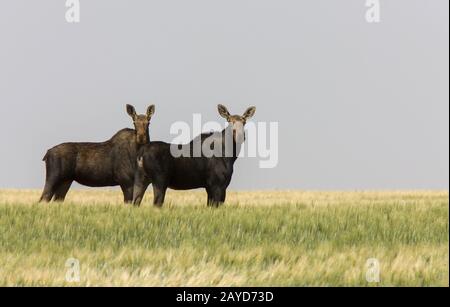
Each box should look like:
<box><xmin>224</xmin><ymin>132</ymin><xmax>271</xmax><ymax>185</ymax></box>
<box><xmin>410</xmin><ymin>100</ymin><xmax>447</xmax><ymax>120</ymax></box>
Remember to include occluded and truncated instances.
<box><xmin>221</xmin><ymin>126</ymin><xmax>243</xmax><ymax>161</ymax></box>
<box><xmin>136</xmin><ymin>128</ymin><xmax>150</xmax><ymax>148</ymax></box>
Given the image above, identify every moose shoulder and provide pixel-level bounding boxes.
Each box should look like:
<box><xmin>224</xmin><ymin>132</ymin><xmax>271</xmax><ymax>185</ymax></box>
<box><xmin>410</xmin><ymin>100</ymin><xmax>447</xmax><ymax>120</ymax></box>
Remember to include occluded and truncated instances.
<box><xmin>132</xmin><ymin>105</ymin><xmax>256</xmax><ymax>207</ymax></box>
<box><xmin>39</xmin><ymin>104</ymin><xmax>155</xmax><ymax>203</ymax></box>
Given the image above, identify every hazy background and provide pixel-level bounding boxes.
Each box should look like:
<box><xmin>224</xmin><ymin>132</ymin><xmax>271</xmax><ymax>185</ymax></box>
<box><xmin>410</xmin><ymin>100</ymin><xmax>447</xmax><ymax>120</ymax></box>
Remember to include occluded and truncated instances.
<box><xmin>0</xmin><ymin>0</ymin><xmax>448</xmax><ymax>190</ymax></box>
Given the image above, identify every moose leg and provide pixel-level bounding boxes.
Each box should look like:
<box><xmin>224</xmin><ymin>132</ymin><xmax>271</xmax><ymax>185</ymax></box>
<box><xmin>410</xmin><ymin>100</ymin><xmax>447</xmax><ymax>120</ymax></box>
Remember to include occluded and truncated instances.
<box><xmin>53</xmin><ymin>180</ymin><xmax>73</xmax><ymax>202</ymax></box>
<box><xmin>206</xmin><ymin>188</ymin><xmax>214</xmax><ymax>206</ymax></box>
<box><xmin>132</xmin><ymin>183</ymin><xmax>149</xmax><ymax>206</ymax></box>
<box><xmin>39</xmin><ymin>179</ymin><xmax>58</xmax><ymax>202</ymax></box>
<box><xmin>39</xmin><ymin>167</ymin><xmax>63</xmax><ymax>202</ymax></box>
<box><xmin>220</xmin><ymin>189</ymin><xmax>226</xmax><ymax>204</ymax></box>
<box><xmin>132</xmin><ymin>164</ymin><xmax>151</xmax><ymax>206</ymax></box>
<box><xmin>39</xmin><ymin>154</ymin><xmax>65</xmax><ymax>203</ymax></box>
<box><xmin>207</xmin><ymin>187</ymin><xmax>226</xmax><ymax>207</ymax></box>
<box><xmin>206</xmin><ymin>189</ymin><xmax>214</xmax><ymax>207</ymax></box>
<box><xmin>132</xmin><ymin>172</ymin><xmax>151</xmax><ymax>206</ymax></box>
<box><xmin>152</xmin><ymin>185</ymin><xmax>167</xmax><ymax>207</ymax></box>
<box><xmin>120</xmin><ymin>185</ymin><xmax>134</xmax><ymax>204</ymax></box>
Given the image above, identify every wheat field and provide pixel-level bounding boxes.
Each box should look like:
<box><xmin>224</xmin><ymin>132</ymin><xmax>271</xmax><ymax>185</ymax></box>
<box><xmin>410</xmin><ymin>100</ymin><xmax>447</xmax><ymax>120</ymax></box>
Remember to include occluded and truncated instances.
<box><xmin>0</xmin><ymin>189</ymin><xmax>448</xmax><ymax>286</ymax></box>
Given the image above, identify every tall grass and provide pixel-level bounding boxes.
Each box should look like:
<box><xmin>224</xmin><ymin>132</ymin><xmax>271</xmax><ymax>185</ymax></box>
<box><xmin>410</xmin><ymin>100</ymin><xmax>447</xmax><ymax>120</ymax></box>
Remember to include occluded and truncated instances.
<box><xmin>0</xmin><ymin>190</ymin><xmax>448</xmax><ymax>286</ymax></box>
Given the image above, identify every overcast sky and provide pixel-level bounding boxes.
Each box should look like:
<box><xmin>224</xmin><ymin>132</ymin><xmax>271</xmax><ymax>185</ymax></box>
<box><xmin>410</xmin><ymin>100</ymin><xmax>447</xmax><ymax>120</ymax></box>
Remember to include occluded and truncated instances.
<box><xmin>0</xmin><ymin>0</ymin><xmax>448</xmax><ymax>190</ymax></box>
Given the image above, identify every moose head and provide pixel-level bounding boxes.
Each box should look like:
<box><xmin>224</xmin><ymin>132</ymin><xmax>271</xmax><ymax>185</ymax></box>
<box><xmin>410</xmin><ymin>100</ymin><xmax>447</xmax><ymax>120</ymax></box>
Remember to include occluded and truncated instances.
<box><xmin>126</xmin><ymin>104</ymin><xmax>155</xmax><ymax>145</ymax></box>
<box><xmin>218</xmin><ymin>104</ymin><xmax>256</xmax><ymax>144</ymax></box>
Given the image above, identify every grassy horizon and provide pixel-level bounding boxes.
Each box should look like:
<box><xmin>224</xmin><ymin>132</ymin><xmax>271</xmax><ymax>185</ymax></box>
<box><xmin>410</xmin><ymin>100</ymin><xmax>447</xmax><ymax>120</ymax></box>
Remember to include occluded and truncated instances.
<box><xmin>0</xmin><ymin>190</ymin><xmax>448</xmax><ymax>286</ymax></box>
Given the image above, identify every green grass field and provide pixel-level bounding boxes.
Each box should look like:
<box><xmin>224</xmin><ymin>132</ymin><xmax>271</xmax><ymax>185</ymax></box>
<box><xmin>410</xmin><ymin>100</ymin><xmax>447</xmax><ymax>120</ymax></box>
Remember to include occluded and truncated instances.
<box><xmin>0</xmin><ymin>190</ymin><xmax>448</xmax><ymax>286</ymax></box>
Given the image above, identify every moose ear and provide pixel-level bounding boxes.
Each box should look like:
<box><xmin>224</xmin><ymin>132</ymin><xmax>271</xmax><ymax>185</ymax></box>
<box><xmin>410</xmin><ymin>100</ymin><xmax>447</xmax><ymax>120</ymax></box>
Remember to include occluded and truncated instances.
<box><xmin>218</xmin><ymin>104</ymin><xmax>231</xmax><ymax>120</ymax></box>
<box><xmin>126</xmin><ymin>104</ymin><xmax>137</xmax><ymax>118</ymax></box>
<box><xmin>147</xmin><ymin>105</ymin><xmax>155</xmax><ymax>119</ymax></box>
<box><xmin>243</xmin><ymin>106</ymin><xmax>256</xmax><ymax>120</ymax></box>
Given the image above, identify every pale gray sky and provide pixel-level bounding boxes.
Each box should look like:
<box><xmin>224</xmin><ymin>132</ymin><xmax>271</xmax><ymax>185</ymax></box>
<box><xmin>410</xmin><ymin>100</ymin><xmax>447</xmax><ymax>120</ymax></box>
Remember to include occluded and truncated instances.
<box><xmin>0</xmin><ymin>0</ymin><xmax>448</xmax><ymax>190</ymax></box>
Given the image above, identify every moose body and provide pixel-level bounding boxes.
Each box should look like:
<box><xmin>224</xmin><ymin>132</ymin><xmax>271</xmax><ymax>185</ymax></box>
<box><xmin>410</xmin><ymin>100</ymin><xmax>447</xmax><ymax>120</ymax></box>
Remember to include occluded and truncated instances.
<box><xmin>39</xmin><ymin>104</ymin><xmax>155</xmax><ymax>203</ymax></box>
<box><xmin>132</xmin><ymin>105</ymin><xmax>256</xmax><ymax>207</ymax></box>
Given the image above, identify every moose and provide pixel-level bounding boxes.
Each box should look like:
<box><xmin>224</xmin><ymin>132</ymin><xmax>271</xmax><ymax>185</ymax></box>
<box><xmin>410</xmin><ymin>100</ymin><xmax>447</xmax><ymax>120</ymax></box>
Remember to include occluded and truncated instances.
<box><xmin>132</xmin><ymin>104</ymin><xmax>256</xmax><ymax>207</ymax></box>
<box><xmin>39</xmin><ymin>104</ymin><xmax>155</xmax><ymax>203</ymax></box>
